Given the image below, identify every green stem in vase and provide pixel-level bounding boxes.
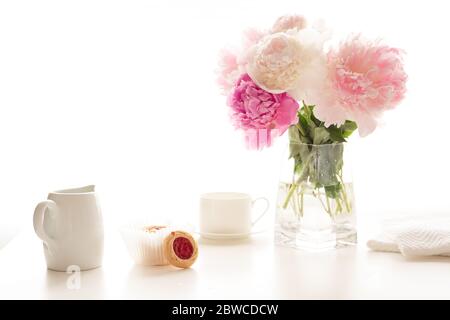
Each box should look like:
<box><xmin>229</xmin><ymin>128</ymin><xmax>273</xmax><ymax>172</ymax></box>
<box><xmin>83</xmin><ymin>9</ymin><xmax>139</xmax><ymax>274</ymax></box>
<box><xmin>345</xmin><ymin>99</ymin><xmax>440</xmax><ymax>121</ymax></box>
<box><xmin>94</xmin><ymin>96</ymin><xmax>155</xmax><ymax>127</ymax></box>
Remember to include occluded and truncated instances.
<box><xmin>325</xmin><ymin>190</ymin><xmax>332</xmax><ymax>215</ymax></box>
<box><xmin>300</xmin><ymin>189</ymin><xmax>304</xmax><ymax>217</ymax></box>
<box><xmin>282</xmin><ymin>183</ymin><xmax>298</xmax><ymax>210</ymax></box>
<box><xmin>314</xmin><ymin>188</ymin><xmax>332</xmax><ymax>217</ymax></box>
<box><xmin>282</xmin><ymin>154</ymin><xmax>312</xmax><ymax>210</ymax></box>
<box><xmin>338</xmin><ymin>174</ymin><xmax>352</xmax><ymax>213</ymax></box>
<box><xmin>292</xmin><ymin>188</ymin><xmax>300</xmax><ymax>217</ymax></box>
<box><xmin>336</xmin><ymin>196</ymin><xmax>343</xmax><ymax>215</ymax></box>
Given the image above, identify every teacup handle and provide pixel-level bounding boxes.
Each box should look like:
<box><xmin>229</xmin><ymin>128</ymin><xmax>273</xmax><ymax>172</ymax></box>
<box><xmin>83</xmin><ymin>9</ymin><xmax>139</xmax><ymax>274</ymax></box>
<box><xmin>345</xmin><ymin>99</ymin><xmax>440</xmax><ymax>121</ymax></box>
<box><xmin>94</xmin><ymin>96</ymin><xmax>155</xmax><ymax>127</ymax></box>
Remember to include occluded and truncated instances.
<box><xmin>251</xmin><ymin>197</ymin><xmax>270</xmax><ymax>227</ymax></box>
<box><xmin>33</xmin><ymin>200</ymin><xmax>57</xmax><ymax>246</ymax></box>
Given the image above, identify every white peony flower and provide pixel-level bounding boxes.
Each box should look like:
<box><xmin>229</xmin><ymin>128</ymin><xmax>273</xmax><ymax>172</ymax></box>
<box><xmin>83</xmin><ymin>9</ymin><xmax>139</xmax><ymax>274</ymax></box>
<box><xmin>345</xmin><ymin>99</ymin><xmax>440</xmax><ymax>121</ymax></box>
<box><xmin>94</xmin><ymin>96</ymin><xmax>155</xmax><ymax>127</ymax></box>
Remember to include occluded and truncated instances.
<box><xmin>246</xmin><ymin>25</ymin><xmax>330</xmax><ymax>98</ymax></box>
<box><xmin>246</xmin><ymin>33</ymin><xmax>304</xmax><ymax>93</ymax></box>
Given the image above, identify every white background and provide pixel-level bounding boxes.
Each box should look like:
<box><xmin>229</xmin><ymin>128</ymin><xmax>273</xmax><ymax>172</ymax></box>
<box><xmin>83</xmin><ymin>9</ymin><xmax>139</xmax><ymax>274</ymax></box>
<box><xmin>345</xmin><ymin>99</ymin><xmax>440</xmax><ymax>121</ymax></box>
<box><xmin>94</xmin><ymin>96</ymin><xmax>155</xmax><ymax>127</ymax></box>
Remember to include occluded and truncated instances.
<box><xmin>0</xmin><ymin>0</ymin><xmax>449</xmax><ymax>248</ymax></box>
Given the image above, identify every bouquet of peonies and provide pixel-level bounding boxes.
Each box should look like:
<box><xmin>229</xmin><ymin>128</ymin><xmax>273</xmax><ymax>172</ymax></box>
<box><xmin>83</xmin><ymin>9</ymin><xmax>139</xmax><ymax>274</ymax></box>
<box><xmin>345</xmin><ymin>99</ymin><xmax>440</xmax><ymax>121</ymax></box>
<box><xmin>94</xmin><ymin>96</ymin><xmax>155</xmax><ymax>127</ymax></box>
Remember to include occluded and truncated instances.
<box><xmin>217</xmin><ymin>15</ymin><xmax>407</xmax><ymax>222</ymax></box>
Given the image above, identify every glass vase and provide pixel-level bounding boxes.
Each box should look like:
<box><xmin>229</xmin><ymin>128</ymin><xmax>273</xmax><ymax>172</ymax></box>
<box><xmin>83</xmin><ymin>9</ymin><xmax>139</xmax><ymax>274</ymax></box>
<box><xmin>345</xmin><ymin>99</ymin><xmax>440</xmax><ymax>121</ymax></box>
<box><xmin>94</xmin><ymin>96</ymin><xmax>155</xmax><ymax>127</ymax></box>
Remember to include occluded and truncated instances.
<box><xmin>275</xmin><ymin>142</ymin><xmax>356</xmax><ymax>251</ymax></box>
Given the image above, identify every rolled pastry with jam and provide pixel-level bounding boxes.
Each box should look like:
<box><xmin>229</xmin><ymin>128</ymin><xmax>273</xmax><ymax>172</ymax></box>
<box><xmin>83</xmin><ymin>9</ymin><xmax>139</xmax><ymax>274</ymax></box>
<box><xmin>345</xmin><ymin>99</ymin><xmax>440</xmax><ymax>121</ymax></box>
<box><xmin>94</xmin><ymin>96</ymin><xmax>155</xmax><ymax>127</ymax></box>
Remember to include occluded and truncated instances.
<box><xmin>120</xmin><ymin>225</ymin><xmax>198</xmax><ymax>268</ymax></box>
<box><xmin>164</xmin><ymin>231</ymin><xmax>198</xmax><ymax>269</ymax></box>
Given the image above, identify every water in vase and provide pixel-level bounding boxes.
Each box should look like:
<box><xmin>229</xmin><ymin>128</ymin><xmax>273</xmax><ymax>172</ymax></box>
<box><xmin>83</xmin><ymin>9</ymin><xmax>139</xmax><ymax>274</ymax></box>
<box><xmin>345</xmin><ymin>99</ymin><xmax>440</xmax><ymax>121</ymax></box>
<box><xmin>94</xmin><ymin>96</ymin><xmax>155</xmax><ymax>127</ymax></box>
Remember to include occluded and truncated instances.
<box><xmin>275</xmin><ymin>181</ymin><xmax>356</xmax><ymax>251</ymax></box>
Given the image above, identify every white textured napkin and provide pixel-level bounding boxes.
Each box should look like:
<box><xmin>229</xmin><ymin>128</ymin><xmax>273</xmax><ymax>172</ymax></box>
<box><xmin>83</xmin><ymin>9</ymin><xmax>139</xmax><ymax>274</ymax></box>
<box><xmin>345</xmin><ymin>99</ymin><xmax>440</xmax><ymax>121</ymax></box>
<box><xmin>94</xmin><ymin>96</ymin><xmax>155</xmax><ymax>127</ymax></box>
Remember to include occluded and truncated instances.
<box><xmin>367</xmin><ymin>214</ymin><xmax>450</xmax><ymax>257</ymax></box>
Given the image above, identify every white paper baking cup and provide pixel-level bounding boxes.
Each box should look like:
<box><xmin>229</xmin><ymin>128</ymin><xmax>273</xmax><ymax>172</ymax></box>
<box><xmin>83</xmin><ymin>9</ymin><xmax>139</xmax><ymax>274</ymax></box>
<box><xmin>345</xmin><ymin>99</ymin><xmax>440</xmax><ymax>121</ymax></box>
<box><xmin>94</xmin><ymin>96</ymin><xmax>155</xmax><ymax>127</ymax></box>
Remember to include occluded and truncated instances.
<box><xmin>120</xmin><ymin>225</ymin><xmax>172</xmax><ymax>266</ymax></box>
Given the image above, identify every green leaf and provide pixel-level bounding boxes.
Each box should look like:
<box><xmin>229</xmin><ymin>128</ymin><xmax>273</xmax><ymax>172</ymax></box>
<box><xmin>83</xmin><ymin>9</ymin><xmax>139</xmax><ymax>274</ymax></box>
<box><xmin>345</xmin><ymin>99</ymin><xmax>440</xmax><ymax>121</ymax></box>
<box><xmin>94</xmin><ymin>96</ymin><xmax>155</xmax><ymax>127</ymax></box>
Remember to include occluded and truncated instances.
<box><xmin>288</xmin><ymin>125</ymin><xmax>301</xmax><ymax>143</ymax></box>
<box><xmin>301</xmin><ymin>104</ymin><xmax>317</xmax><ymax>129</ymax></box>
<box><xmin>288</xmin><ymin>126</ymin><xmax>302</xmax><ymax>160</ymax></box>
<box><xmin>325</xmin><ymin>184</ymin><xmax>342</xmax><ymax>199</ymax></box>
<box><xmin>309</xmin><ymin>143</ymin><xmax>343</xmax><ymax>187</ymax></box>
<box><xmin>327</xmin><ymin>126</ymin><xmax>347</xmax><ymax>143</ymax></box>
<box><xmin>312</xmin><ymin>127</ymin><xmax>330</xmax><ymax>145</ymax></box>
<box><xmin>298</xmin><ymin>113</ymin><xmax>308</xmax><ymax>131</ymax></box>
<box><xmin>309</xmin><ymin>108</ymin><xmax>324</xmax><ymax>127</ymax></box>
<box><xmin>303</xmin><ymin>103</ymin><xmax>312</xmax><ymax>118</ymax></box>
<box><xmin>342</xmin><ymin>120</ymin><xmax>357</xmax><ymax>131</ymax></box>
<box><xmin>341</xmin><ymin>121</ymin><xmax>358</xmax><ymax>138</ymax></box>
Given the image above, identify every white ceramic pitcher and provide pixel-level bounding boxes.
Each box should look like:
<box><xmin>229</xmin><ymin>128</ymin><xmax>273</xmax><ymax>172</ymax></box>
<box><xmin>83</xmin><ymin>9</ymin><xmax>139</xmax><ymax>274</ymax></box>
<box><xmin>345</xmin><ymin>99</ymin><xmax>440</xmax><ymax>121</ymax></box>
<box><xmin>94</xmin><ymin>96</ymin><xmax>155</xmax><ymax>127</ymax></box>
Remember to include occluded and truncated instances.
<box><xmin>33</xmin><ymin>185</ymin><xmax>104</xmax><ymax>271</ymax></box>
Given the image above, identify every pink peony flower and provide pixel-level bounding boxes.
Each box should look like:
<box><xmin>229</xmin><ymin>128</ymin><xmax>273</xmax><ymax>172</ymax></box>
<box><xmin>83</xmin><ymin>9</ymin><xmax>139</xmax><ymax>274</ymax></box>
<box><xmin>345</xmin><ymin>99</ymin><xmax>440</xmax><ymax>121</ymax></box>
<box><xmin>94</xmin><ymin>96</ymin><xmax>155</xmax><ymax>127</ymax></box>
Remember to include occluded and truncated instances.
<box><xmin>272</xmin><ymin>15</ymin><xmax>307</xmax><ymax>33</ymax></box>
<box><xmin>312</xmin><ymin>35</ymin><xmax>407</xmax><ymax>136</ymax></box>
<box><xmin>217</xmin><ymin>48</ymin><xmax>247</xmax><ymax>95</ymax></box>
<box><xmin>228</xmin><ymin>74</ymin><xmax>299</xmax><ymax>149</ymax></box>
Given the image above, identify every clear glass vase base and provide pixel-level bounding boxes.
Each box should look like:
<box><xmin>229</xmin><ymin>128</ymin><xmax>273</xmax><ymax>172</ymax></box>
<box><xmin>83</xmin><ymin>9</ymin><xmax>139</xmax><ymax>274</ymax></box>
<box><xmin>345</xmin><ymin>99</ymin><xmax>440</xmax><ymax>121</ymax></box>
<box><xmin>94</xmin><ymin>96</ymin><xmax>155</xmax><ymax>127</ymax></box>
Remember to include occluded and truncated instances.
<box><xmin>275</xmin><ymin>224</ymin><xmax>357</xmax><ymax>252</ymax></box>
<box><xmin>336</xmin><ymin>224</ymin><xmax>357</xmax><ymax>248</ymax></box>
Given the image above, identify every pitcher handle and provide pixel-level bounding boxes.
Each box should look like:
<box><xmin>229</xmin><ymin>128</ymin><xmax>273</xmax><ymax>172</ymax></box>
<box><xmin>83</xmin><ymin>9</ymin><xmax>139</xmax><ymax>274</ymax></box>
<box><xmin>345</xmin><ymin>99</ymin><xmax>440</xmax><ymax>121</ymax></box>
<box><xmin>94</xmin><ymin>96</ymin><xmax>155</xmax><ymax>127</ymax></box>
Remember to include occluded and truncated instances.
<box><xmin>33</xmin><ymin>200</ymin><xmax>57</xmax><ymax>245</ymax></box>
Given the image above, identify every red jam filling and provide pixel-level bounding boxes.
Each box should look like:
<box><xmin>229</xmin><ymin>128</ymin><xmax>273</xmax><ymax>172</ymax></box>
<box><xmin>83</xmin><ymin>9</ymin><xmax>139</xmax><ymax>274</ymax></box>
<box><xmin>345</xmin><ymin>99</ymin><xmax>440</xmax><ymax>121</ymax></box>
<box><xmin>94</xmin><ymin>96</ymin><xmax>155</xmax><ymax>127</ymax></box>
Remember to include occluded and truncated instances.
<box><xmin>172</xmin><ymin>237</ymin><xmax>194</xmax><ymax>260</ymax></box>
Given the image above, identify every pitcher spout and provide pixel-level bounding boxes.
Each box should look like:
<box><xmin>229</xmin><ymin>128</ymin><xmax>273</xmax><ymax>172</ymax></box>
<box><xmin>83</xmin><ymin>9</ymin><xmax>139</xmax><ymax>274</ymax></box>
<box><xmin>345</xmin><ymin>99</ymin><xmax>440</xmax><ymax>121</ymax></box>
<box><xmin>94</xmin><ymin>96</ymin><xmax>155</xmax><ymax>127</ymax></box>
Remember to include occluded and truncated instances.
<box><xmin>52</xmin><ymin>185</ymin><xmax>96</xmax><ymax>195</ymax></box>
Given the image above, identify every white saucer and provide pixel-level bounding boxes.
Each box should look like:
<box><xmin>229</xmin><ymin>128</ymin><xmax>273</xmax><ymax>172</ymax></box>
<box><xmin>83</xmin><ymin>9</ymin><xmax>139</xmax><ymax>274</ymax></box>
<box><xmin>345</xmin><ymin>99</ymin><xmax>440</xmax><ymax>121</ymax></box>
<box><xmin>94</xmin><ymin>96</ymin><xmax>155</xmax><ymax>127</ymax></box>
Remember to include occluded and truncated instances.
<box><xmin>195</xmin><ymin>228</ymin><xmax>269</xmax><ymax>240</ymax></box>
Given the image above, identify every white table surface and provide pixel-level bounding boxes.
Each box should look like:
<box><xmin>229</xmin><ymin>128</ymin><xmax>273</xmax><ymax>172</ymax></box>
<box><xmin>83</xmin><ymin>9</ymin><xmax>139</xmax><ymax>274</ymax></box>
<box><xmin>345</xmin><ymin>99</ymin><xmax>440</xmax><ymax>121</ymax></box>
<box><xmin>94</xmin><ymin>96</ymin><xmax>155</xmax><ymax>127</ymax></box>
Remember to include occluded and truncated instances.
<box><xmin>1</xmin><ymin>223</ymin><xmax>450</xmax><ymax>300</ymax></box>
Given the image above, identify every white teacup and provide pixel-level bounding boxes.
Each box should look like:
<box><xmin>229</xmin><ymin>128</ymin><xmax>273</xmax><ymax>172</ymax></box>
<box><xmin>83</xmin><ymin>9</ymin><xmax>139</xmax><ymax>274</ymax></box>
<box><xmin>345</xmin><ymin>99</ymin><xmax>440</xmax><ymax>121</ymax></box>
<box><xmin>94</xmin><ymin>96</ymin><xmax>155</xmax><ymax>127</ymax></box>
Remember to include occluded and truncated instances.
<box><xmin>199</xmin><ymin>192</ymin><xmax>269</xmax><ymax>237</ymax></box>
